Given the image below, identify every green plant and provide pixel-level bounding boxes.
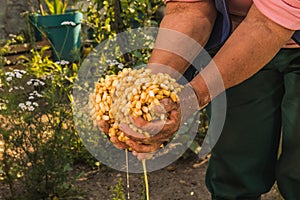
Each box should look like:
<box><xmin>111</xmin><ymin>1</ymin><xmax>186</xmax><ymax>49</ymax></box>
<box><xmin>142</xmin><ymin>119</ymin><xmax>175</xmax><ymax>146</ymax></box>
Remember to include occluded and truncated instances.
<box><xmin>80</xmin><ymin>0</ymin><xmax>163</xmax><ymax>68</ymax></box>
<box><xmin>110</xmin><ymin>177</ymin><xmax>126</xmax><ymax>200</ymax></box>
<box><xmin>0</xmin><ymin>46</ymin><xmax>89</xmax><ymax>199</ymax></box>
<box><xmin>44</xmin><ymin>0</ymin><xmax>68</xmax><ymax>14</ymax></box>
<box><xmin>37</xmin><ymin>0</ymin><xmax>69</xmax><ymax>15</ymax></box>
<box><xmin>0</xmin><ymin>34</ymin><xmax>27</xmax><ymax>67</ymax></box>
<box><xmin>81</xmin><ymin>0</ymin><xmax>163</xmax><ymax>42</ymax></box>
<box><xmin>27</xmin><ymin>0</ymin><xmax>83</xmax><ymax>62</ymax></box>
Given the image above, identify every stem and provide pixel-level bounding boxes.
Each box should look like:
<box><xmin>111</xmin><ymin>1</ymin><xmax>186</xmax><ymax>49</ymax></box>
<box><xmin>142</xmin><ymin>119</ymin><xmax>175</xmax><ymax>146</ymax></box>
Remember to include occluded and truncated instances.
<box><xmin>142</xmin><ymin>159</ymin><xmax>149</xmax><ymax>200</ymax></box>
<box><xmin>37</xmin><ymin>0</ymin><xmax>45</xmax><ymax>15</ymax></box>
<box><xmin>3</xmin><ymin>145</ymin><xmax>15</xmax><ymax>197</ymax></box>
<box><xmin>125</xmin><ymin>149</ymin><xmax>130</xmax><ymax>200</ymax></box>
<box><xmin>113</xmin><ymin>0</ymin><xmax>131</xmax><ymax>63</ymax></box>
<box><xmin>113</xmin><ymin>0</ymin><xmax>121</xmax><ymax>34</ymax></box>
<box><xmin>63</xmin><ymin>0</ymin><xmax>67</xmax><ymax>13</ymax></box>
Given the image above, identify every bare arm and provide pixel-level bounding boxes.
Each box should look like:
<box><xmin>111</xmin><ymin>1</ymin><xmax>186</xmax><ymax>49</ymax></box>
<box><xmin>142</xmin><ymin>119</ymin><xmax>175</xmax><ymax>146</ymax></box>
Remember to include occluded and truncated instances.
<box><xmin>122</xmin><ymin>2</ymin><xmax>296</xmax><ymax>154</ymax></box>
<box><xmin>190</xmin><ymin>4</ymin><xmax>295</xmax><ymax>106</ymax></box>
<box><xmin>102</xmin><ymin>1</ymin><xmax>216</xmax><ymax>154</ymax></box>
<box><xmin>120</xmin><ymin>1</ymin><xmax>217</xmax><ymax>153</ymax></box>
<box><xmin>148</xmin><ymin>1</ymin><xmax>217</xmax><ymax>77</ymax></box>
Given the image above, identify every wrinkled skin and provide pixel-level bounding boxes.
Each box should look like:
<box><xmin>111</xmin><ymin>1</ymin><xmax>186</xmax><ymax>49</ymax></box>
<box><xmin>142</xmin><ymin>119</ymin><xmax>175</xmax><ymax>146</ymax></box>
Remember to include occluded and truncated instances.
<box><xmin>98</xmin><ymin>98</ymin><xmax>181</xmax><ymax>159</ymax></box>
<box><xmin>98</xmin><ymin>85</ymin><xmax>199</xmax><ymax>159</ymax></box>
<box><xmin>120</xmin><ymin>98</ymin><xmax>181</xmax><ymax>150</ymax></box>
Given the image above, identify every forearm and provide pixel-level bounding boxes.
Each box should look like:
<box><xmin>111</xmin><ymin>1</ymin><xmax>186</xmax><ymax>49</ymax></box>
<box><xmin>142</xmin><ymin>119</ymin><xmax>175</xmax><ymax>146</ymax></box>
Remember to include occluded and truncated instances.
<box><xmin>190</xmin><ymin>4</ymin><xmax>295</xmax><ymax>106</ymax></box>
<box><xmin>148</xmin><ymin>1</ymin><xmax>216</xmax><ymax>78</ymax></box>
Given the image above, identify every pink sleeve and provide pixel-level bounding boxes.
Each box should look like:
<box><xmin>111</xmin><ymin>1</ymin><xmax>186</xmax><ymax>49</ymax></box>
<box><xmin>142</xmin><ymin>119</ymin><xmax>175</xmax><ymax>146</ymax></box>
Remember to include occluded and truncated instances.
<box><xmin>253</xmin><ymin>0</ymin><xmax>300</xmax><ymax>30</ymax></box>
<box><xmin>164</xmin><ymin>0</ymin><xmax>201</xmax><ymax>3</ymax></box>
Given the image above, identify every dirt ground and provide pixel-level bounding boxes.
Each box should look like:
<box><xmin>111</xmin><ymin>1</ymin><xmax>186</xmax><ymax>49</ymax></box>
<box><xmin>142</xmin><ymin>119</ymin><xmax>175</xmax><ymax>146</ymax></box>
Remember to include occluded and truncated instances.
<box><xmin>73</xmin><ymin>153</ymin><xmax>283</xmax><ymax>200</ymax></box>
<box><xmin>0</xmin><ymin>152</ymin><xmax>282</xmax><ymax>200</ymax></box>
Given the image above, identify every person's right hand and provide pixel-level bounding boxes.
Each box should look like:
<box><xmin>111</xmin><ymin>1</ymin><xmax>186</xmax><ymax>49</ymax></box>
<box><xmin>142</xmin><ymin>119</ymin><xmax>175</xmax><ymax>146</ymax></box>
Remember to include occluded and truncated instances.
<box><xmin>98</xmin><ymin>120</ymin><xmax>153</xmax><ymax>160</ymax></box>
<box><xmin>120</xmin><ymin>84</ymin><xmax>200</xmax><ymax>154</ymax></box>
<box><xmin>119</xmin><ymin>97</ymin><xmax>181</xmax><ymax>152</ymax></box>
<box><xmin>98</xmin><ymin>120</ymin><xmax>129</xmax><ymax>150</ymax></box>
<box><xmin>98</xmin><ymin>120</ymin><xmax>109</xmax><ymax>133</ymax></box>
<box><xmin>97</xmin><ymin>84</ymin><xmax>200</xmax><ymax>158</ymax></box>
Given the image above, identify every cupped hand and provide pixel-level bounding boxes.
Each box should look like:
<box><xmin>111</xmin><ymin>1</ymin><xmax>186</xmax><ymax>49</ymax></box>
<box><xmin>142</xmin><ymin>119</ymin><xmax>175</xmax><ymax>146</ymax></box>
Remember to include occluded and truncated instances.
<box><xmin>120</xmin><ymin>98</ymin><xmax>180</xmax><ymax>142</ymax></box>
<box><xmin>98</xmin><ymin>120</ymin><xmax>153</xmax><ymax>159</ymax></box>
<box><xmin>119</xmin><ymin>98</ymin><xmax>181</xmax><ymax>154</ymax></box>
<box><xmin>97</xmin><ymin>84</ymin><xmax>200</xmax><ymax>158</ymax></box>
<box><xmin>119</xmin><ymin>84</ymin><xmax>200</xmax><ymax>154</ymax></box>
<box><xmin>98</xmin><ymin>120</ymin><xmax>109</xmax><ymax>134</ymax></box>
<box><xmin>98</xmin><ymin>120</ymin><xmax>130</xmax><ymax>150</ymax></box>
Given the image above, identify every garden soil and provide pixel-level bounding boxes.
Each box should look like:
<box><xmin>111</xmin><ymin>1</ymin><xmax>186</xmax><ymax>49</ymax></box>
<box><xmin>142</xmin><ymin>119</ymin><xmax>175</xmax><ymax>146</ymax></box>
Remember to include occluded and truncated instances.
<box><xmin>0</xmin><ymin>152</ymin><xmax>282</xmax><ymax>200</ymax></box>
<box><xmin>72</xmin><ymin>153</ymin><xmax>282</xmax><ymax>200</ymax></box>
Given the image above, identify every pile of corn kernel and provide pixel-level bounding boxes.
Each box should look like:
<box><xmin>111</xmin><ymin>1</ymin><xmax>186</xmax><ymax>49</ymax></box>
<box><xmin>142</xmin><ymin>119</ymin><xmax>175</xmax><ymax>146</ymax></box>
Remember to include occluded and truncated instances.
<box><xmin>89</xmin><ymin>67</ymin><xmax>183</xmax><ymax>144</ymax></box>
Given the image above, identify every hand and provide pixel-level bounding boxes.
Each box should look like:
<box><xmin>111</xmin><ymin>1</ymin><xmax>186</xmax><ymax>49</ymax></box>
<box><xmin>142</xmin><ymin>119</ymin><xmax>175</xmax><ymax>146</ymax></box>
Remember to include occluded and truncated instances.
<box><xmin>98</xmin><ymin>120</ymin><xmax>154</xmax><ymax>159</ymax></box>
<box><xmin>119</xmin><ymin>84</ymin><xmax>200</xmax><ymax>154</ymax></box>
<box><xmin>119</xmin><ymin>97</ymin><xmax>181</xmax><ymax>153</ymax></box>
<box><xmin>98</xmin><ymin>120</ymin><xmax>130</xmax><ymax>150</ymax></box>
<box><xmin>98</xmin><ymin>120</ymin><xmax>109</xmax><ymax>134</ymax></box>
<box><xmin>99</xmin><ymin>120</ymin><xmax>155</xmax><ymax>160</ymax></box>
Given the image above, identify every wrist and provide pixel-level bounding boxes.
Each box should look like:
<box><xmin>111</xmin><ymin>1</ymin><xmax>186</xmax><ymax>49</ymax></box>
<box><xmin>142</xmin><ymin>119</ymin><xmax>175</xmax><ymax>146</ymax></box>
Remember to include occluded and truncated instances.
<box><xmin>189</xmin><ymin>76</ymin><xmax>210</xmax><ymax>109</ymax></box>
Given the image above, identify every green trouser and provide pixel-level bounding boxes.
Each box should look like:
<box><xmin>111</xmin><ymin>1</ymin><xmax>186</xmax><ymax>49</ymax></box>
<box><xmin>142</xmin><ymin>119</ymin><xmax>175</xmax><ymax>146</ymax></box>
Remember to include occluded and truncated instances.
<box><xmin>205</xmin><ymin>48</ymin><xmax>300</xmax><ymax>200</ymax></box>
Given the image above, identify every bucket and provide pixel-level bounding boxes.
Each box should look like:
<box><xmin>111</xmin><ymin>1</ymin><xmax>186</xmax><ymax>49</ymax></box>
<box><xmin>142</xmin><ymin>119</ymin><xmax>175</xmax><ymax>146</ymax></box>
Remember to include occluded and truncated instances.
<box><xmin>30</xmin><ymin>10</ymin><xmax>83</xmax><ymax>62</ymax></box>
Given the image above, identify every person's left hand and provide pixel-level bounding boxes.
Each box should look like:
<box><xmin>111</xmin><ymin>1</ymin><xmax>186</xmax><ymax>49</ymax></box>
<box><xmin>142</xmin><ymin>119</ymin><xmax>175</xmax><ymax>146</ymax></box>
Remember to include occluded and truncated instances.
<box><xmin>119</xmin><ymin>84</ymin><xmax>200</xmax><ymax>155</ymax></box>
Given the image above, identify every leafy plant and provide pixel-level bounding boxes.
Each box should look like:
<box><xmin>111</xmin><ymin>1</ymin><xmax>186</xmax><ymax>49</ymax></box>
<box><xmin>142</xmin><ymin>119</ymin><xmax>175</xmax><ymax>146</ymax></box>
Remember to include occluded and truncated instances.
<box><xmin>0</xmin><ymin>34</ymin><xmax>26</xmax><ymax>66</ymax></box>
<box><xmin>81</xmin><ymin>0</ymin><xmax>163</xmax><ymax>44</ymax></box>
<box><xmin>0</xmin><ymin>46</ymin><xmax>88</xmax><ymax>199</ymax></box>
<box><xmin>37</xmin><ymin>0</ymin><xmax>69</xmax><ymax>15</ymax></box>
<box><xmin>79</xmin><ymin>0</ymin><xmax>164</xmax><ymax>77</ymax></box>
<box><xmin>110</xmin><ymin>177</ymin><xmax>126</xmax><ymax>200</ymax></box>
<box><xmin>44</xmin><ymin>0</ymin><xmax>68</xmax><ymax>14</ymax></box>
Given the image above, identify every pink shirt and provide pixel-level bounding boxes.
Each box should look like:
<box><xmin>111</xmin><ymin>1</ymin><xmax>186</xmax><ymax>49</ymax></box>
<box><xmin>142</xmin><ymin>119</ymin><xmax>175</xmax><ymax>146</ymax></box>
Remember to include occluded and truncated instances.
<box><xmin>164</xmin><ymin>0</ymin><xmax>300</xmax><ymax>30</ymax></box>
